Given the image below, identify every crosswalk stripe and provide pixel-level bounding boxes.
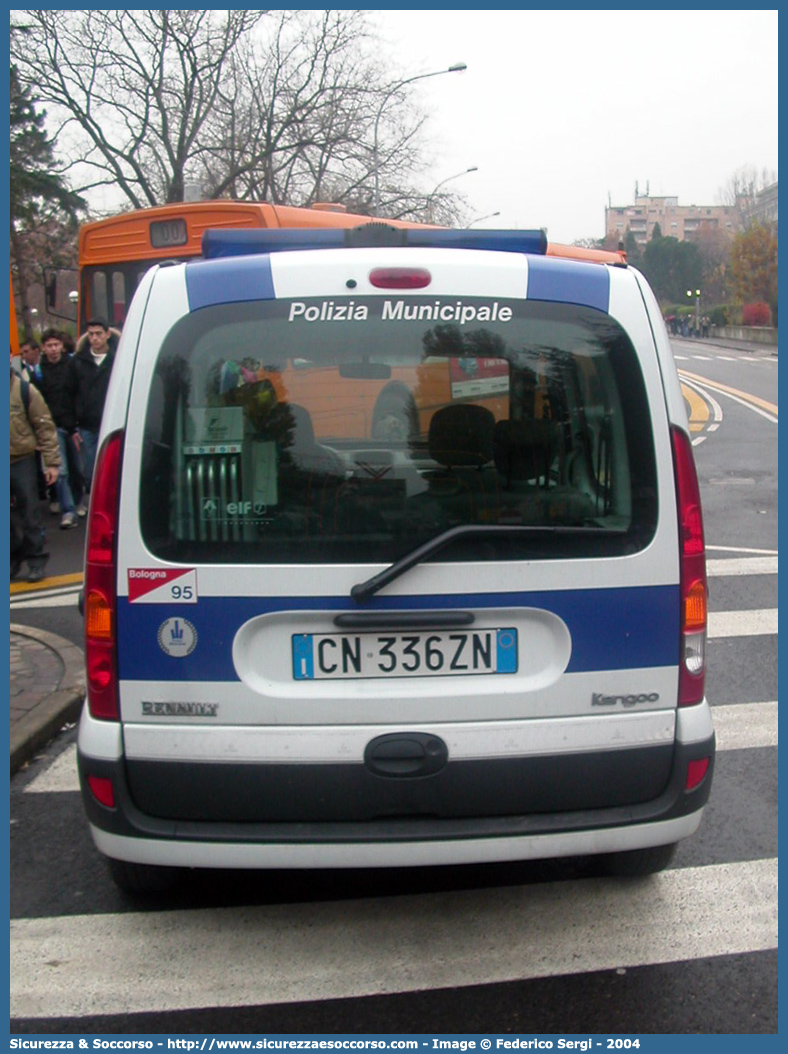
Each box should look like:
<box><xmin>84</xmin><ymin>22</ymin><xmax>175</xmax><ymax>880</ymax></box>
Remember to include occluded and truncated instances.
<box><xmin>708</xmin><ymin>608</ymin><xmax>777</xmax><ymax>638</ymax></box>
<box><xmin>712</xmin><ymin>701</ymin><xmax>778</xmax><ymax>750</ymax></box>
<box><xmin>23</xmin><ymin>699</ymin><xmax>779</xmax><ymax>795</ymax></box>
<box><xmin>9</xmin><ymin>591</ymin><xmax>81</xmax><ymax>610</ymax></box>
<box><xmin>707</xmin><ymin>557</ymin><xmax>778</xmax><ymax>576</ymax></box>
<box><xmin>707</xmin><ymin>545</ymin><xmax>778</xmax><ymax>555</ymax></box>
<box><xmin>10</xmin><ymin>856</ymin><xmax>777</xmax><ymax>1018</ymax></box>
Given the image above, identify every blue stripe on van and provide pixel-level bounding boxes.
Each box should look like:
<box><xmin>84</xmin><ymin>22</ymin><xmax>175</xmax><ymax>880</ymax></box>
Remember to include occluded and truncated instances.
<box><xmin>116</xmin><ymin>585</ymin><xmax>679</xmax><ymax>682</ymax></box>
<box><xmin>527</xmin><ymin>256</ymin><xmax>610</xmax><ymax>312</ymax></box>
<box><xmin>185</xmin><ymin>255</ymin><xmax>275</xmax><ymax>311</ymax></box>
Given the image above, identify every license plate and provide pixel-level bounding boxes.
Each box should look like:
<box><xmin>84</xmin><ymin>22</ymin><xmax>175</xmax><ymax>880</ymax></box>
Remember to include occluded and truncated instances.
<box><xmin>292</xmin><ymin>628</ymin><xmax>518</xmax><ymax>680</ymax></box>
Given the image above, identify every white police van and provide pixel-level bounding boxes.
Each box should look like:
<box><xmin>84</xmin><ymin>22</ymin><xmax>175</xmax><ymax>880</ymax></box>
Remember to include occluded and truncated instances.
<box><xmin>76</xmin><ymin>225</ymin><xmax>715</xmax><ymax>892</ymax></box>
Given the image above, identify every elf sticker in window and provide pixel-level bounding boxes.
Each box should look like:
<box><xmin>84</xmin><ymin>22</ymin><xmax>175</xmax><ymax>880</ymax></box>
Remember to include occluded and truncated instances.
<box><xmin>128</xmin><ymin>568</ymin><xmax>197</xmax><ymax>604</ymax></box>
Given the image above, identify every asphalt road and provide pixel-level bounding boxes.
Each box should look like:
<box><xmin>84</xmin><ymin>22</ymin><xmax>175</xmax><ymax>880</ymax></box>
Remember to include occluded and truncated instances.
<box><xmin>9</xmin><ymin>338</ymin><xmax>778</xmax><ymax>1037</ymax></box>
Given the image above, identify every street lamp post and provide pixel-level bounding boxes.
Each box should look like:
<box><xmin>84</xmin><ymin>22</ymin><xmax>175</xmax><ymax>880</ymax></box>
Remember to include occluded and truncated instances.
<box><xmin>687</xmin><ymin>288</ymin><xmax>701</xmax><ymax>334</ymax></box>
<box><xmin>466</xmin><ymin>211</ymin><xmax>501</xmax><ymax>228</ymax></box>
<box><xmin>373</xmin><ymin>63</ymin><xmax>467</xmax><ymax>216</ymax></box>
<box><xmin>426</xmin><ymin>166</ymin><xmax>477</xmax><ymax>222</ymax></box>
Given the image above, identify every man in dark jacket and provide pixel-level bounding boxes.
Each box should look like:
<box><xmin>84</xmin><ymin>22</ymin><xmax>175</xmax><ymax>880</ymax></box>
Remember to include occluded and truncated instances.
<box><xmin>71</xmin><ymin>317</ymin><xmax>118</xmax><ymax>489</ymax></box>
<box><xmin>39</xmin><ymin>328</ymin><xmax>85</xmax><ymax>529</ymax></box>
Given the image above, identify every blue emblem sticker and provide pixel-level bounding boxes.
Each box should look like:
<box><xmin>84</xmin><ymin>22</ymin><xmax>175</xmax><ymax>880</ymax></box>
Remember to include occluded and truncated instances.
<box><xmin>157</xmin><ymin>617</ymin><xmax>197</xmax><ymax>658</ymax></box>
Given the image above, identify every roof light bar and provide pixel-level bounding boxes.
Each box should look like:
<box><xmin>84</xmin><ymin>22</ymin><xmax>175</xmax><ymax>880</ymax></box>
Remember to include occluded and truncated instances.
<box><xmin>202</xmin><ymin>225</ymin><xmax>548</xmax><ymax>260</ymax></box>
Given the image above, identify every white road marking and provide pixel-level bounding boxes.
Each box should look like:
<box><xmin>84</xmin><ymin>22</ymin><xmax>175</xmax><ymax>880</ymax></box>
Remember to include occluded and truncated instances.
<box><xmin>10</xmin><ymin>589</ymin><xmax>81</xmax><ymax>610</ymax></box>
<box><xmin>24</xmin><ymin>746</ymin><xmax>80</xmax><ymax>793</ymax></box>
<box><xmin>711</xmin><ymin>701</ymin><xmax>778</xmax><ymax>750</ymax></box>
<box><xmin>706</xmin><ymin>557</ymin><xmax>778</xmax><ymax>576</ymax></box>
<box><xmin>703</xmin><ymin>386</ymin><xmax>777</xmax><ymax>423</ymax></box>
<box><xmin>10</xmin><ymin>857</ymin><xmax>778</xmax><ymax>1018</ymax></box>
<box><xmin>706</xmin><ymin>545</ymin><xmax>778</xmax><ymax>555</ymax></box>
<box><xmin>23</xmin><ymin>697</ymin><xmax>779</xmax><ymax>796</ymax></box>
<box><xmin>708</xmin><ymin>609</ymin><xmax>777</xmax><ymax>638</ymax></box>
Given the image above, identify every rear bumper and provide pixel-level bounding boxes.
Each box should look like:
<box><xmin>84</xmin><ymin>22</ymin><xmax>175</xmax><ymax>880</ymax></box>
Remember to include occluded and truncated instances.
<box><xmin>89</xmin><ymin>811</ymin><xmax>706</xmax><ymax>870</ymax></box>
<box><xmin>78</xmin><ymin>715</ymin><xmax>715</xmax><ymax>870</ymax></box>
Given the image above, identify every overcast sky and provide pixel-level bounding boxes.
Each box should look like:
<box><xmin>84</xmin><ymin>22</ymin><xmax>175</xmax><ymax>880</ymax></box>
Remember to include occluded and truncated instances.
<box><xmin>368</xmin><ymin>8</ymin><xmax>778</xmax><ymax>243</ymax></box>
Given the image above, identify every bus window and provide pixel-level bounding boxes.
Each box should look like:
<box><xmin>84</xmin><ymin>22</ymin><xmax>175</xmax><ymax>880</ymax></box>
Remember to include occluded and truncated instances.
<box><xmin>112</xmin><ymin>271</ymin><xmax>126</xmax><ymax>326</ymax></box>
<box><xmin>91</xmin><ymin>271</ymin><xmax>109</xmax><ymax>323</ymax></box>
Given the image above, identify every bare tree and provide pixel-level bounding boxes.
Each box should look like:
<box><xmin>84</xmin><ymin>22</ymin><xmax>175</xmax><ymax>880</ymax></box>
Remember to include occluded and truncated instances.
<box><xmin>186</xmin><ymin>10</ymin><xmax>447</xmax><ymax>220</ymax></box>
<box><xmin>717</xmin><ymin>165</ymin><xmax>778</xmax><ymax>229</ymax></box>
<box><xmin>11</xmin><ymin>10</ymin><xmax>267</xmax><ymax>207</ymax></box>
<box><xmin>11</xmin><ymin>9</ymin><xmax>465</xmax><ymax>222</ymax></box>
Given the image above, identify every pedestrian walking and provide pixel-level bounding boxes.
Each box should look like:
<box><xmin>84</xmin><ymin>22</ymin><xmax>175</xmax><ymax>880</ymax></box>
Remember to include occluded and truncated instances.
<box><xmin>10</xmin><ymin>365</ymin><xmax>60</xmax><ymax>582</ymax></box>
<box><xmin>38</xmin><ymin>328</ymin><xmax>86</xmax><ymax>529</ymax></box>
<box><xmin>71</xmin><ymin>317</ymin><xmax>118</xmax><ymax>489</ymax></box>
<box><xmin>15</xmin><ymin>339</ymin><xmax>50</xmax><ymax>501</ymax></box>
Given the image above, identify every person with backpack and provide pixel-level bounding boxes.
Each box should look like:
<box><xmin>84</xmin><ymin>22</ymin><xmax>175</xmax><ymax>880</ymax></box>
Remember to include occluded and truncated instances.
<box><xmin>10</xmin><ymin>364</ymin><xmax>60</xmax><ymax>582</ymax></box>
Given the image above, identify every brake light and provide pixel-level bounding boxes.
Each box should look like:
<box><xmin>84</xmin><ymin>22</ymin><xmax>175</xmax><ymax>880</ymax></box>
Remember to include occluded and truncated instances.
<box><xmin>84</xmin><ymin>431</ymin><xmax>124</xmax><ymax>721</ymax></box>
<box><xmin>671</xmin><ymin>426</ymin><xmax>707</xmax><ymax>706</ymax></box>
<box><xmin>685</xmin><ymin>757</ymin><xmax>710</xmax><ymax>791</ymax></box>
<box><xmin>87</xmin><ymin>775</ymin><xmax>116</xmax><ymax>808</ymax></box>
<box><xmin>369</xmin><ymin>267</ymin><xmax>431</xmax><ymax>289</ymax></box>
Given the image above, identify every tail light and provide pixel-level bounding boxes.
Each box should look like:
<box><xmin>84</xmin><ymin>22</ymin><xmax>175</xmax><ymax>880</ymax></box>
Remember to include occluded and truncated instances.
<box><xmin>87</xmin><ymin>775</ymin><xmax>116</xmax><ymax>808</ymax></box>
<box><xmin>369</xmin><ymin>267</ymin><xmax>432</xmax><ymax>289</ymax></box>
<box><xmin>671</xmin><ymin>426</ymin><xmax>707</xmax><ymax>706</ymax></box>
<box><xmin>685</xmin><ymin>757</ymin><xmax>710</xmax><ymax>791</ymax></box>
<box><xmin>84</xmin><ymin>431</ymin><xmax>124</xmax><ymax>720</ymax></box>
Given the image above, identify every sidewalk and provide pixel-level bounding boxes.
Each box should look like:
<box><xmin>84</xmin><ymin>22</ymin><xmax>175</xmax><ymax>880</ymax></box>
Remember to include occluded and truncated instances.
<box><xmin>674</xmin><ymin>334</ymin><xmax>778</xmax><ymax>356</ymax></box>
<box><xmin>10</xmin><ymin>623</ymin><xmax>85</xmax><ymax>775</ymax></box>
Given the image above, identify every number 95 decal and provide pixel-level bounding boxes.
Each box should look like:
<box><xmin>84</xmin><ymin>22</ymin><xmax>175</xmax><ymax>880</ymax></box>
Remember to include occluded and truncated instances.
<box><xmin>127</xmin><ymin>568</ymin><xmax>198</xmax><ymax>604</ymax></box>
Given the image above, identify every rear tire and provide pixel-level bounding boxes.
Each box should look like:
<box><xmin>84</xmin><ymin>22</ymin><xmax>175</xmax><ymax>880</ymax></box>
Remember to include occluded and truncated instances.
<box><xmin>107</xmin><ymin>857</ymin><xmax>180</xmax><ymax>895</ymax></box>
<box><xmin>601</xmin><ymin>842</ymin><xmax>677</xmax><ymax>877</ymax></box>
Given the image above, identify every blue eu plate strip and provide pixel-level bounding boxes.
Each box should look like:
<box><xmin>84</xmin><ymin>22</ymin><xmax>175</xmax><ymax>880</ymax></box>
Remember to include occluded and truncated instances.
<box><xmin>496</xmin><ymin>628</ymin><xmax>518</xmax><ymax>673</ymax></box>
<box><xmin>292</xmin><ymin>635</ymin><xmax>314</xmax><ymax>681</ymax></box>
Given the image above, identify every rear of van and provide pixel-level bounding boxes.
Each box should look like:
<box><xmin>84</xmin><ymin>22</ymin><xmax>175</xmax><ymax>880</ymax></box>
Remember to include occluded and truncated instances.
<box><xmin>77</xmin><ymin>227</ymin><xmax>714</xmax><ymax>892</ymax></box>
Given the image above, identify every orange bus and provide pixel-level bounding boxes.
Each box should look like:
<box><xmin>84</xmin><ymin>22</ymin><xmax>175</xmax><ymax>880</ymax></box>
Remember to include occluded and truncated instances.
<box><xmin>69</xmin><ymin>201</ymin><xmax>434</xmax><ymax>334</ymax></box>
<box><xmin>47</xmin><ymin>199</ymin><xmax>625</xmax><ymax>334</ymax></box>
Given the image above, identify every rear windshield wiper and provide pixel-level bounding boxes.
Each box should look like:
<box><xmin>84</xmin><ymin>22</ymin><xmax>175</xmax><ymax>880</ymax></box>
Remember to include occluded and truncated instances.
<box><xmin>351</xmin><ymin>524</ymin><xmax>612</xmax><ymax>602</ymax></box>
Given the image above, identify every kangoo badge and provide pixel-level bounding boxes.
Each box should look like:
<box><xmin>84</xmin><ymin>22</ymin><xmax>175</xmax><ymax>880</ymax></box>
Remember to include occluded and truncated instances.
<box><xmin>158</xmin><ymin>618</ymin><xmax>197</xmax><ymax>658</ymax></box>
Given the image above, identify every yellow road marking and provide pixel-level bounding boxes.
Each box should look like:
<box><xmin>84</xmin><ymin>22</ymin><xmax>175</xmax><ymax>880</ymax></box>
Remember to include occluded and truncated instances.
<box><xmin>681</xmin><ymin>382</ymin><xmax>709</xmax><ymax>432</ymax></box>
<box><xmin>679</xmin><ymin>369</ymin><xmax>778</xmax><ymax>417</ymax></box>
<box><xmin>10</xmin><ymin>571</ymin><xmax>83</xmax><ymax>596</ymax></box>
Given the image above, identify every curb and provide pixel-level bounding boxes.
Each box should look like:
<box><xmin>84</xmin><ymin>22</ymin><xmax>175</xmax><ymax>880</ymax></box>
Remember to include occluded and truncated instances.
<box><xmin>10</xmin><ymin>624</ymin><xmax>86</xmax><ymax>775</ymax></box>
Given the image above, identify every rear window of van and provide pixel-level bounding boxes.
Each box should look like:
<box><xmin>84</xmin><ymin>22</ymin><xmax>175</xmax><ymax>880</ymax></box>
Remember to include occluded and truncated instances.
<box><xmin>138</xmin><ymin>296</ymin><xmax>657</xmax><ymax>564</ymax></box>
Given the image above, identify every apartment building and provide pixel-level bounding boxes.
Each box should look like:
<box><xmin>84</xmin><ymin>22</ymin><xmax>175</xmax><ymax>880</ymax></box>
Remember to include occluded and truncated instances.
<box><xmin>747</xmin><ymin>181</ymin><xmax>778</xmax><ymax>226</ymax></box>
<box><xmin>605</xmin><ymin>194</ymin><xmax>740</xmax><ymax>246</ymax></box>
